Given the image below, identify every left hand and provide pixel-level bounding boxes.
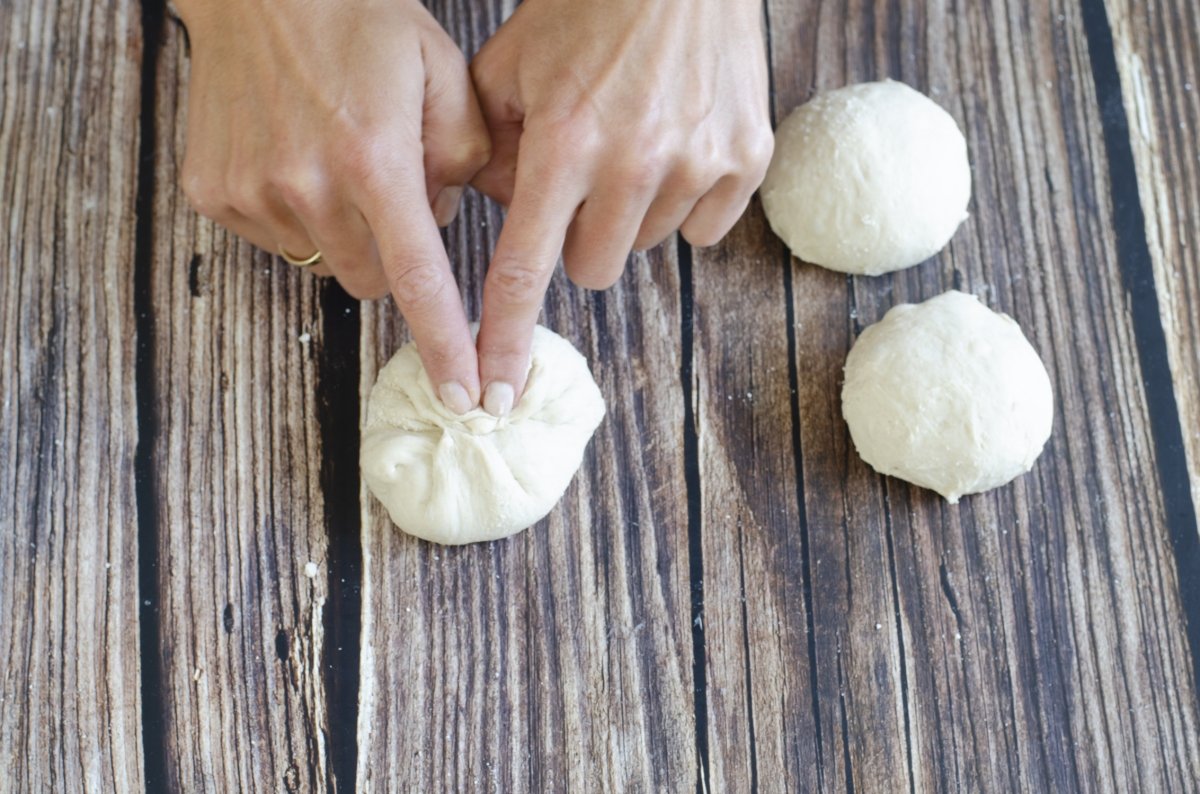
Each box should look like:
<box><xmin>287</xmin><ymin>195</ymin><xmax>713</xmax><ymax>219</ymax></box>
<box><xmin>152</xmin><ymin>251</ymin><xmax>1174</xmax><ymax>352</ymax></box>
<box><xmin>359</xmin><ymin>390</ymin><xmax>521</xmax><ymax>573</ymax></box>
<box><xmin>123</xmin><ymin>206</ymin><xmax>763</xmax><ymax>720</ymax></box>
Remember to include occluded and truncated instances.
<box><xmin>176</xmin><ymin>0</ymin><xmax>493</xmax><ymax>413</ymax></box>
<box><xmin>468</xmin><ymin>0</ymin><xmax>773</xmax><ymax>415</ymax></box>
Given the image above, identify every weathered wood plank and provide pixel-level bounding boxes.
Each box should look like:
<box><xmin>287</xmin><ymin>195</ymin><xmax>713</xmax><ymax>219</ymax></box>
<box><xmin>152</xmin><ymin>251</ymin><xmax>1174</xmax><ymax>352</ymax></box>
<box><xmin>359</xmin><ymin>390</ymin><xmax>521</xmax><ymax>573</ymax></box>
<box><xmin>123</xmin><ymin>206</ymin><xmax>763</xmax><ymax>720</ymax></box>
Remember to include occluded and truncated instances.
<box><xmin>145</xmin><ymin>14</ymin><xmax>333</xmax><ymax>791</ymax></box>
<box><xmin>354</xmin><ymin>1</ymin><xmax>697</xmax><ymax>789</ymax></box>
<box><xmin>688</xmin><ymin>0</ymin><xmax>1200</xmax><ymax>790</ymax></box>
<box><xmin>1105</xmin><ymin>0</ymin><xmax>1200</xmax><ymax>534</ymax></box>
<box><xmin>0</xmin><ymin>0</ymin><xmax>145</xmax><ymax>790</ymax></box>
<box><xmin>687</xmin><ymin>208</ymin><xmax>829</xmax><ymax>793</ymax></box>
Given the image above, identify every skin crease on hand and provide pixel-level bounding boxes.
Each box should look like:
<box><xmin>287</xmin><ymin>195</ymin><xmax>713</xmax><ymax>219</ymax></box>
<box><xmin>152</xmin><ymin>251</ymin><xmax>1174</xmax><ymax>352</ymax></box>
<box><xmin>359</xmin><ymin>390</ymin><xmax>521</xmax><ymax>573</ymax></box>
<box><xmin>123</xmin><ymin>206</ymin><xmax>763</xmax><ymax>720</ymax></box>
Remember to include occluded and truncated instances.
<box><xmin>174</xmin><ymin>0</ymin><xmax>492</xmax><ymax>413</ymax></box>
<box><xmin>470</xmin><ymin>0</ymin><xmax>773</xmax><ymax>416</ymax></box>
<box><xmin>175</xmin><ymin>0</ymin><xmax>772</xmax><ymax>419</ymax></box>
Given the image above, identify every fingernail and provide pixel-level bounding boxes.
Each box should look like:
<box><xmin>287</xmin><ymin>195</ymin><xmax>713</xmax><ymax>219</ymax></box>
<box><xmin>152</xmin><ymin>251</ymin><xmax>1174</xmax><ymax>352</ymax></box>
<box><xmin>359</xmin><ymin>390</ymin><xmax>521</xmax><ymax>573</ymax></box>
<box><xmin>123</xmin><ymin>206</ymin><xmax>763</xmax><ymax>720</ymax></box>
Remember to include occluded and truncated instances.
<box><xmin>433</xmin><ymin>187</ymin><xmax>464</xmax><ymax>227</ymax></box>
<box><xmin>482</xmin><ymin>381</ymin><xmax>514</xmax><ymax>418</ymax></box>
<box><xmin>438</xmin><ymin>382</ymin><xmax>474</xmax><ymax>415</ymax></box>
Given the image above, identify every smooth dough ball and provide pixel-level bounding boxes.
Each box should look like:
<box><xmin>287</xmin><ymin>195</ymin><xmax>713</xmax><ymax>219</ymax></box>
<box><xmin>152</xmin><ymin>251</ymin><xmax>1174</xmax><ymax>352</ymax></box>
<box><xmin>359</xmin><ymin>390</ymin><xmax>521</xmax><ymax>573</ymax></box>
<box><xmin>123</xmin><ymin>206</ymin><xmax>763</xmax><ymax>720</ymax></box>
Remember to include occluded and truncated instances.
<box><xmin>761</xmin><ymin>80</ymin><xmax>971</xmax><ymax>275</ymax></box>
<box><xmin>842</xmin><ymin>291</ymin><xmax>1053</xmax><ymax>503</ymax></box>
<box><xmin>361</xmin><ymin>326</ymin><xmax>606</xmax><ymax>545</ymax></box>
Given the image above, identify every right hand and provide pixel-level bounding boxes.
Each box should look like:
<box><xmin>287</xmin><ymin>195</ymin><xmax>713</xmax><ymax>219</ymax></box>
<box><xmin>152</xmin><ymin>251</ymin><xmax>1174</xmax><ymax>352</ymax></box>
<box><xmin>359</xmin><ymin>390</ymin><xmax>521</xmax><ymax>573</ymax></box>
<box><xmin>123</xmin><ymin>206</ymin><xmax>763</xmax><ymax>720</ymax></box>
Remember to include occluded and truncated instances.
<box><xmin>177</xmin><ymin>0</ymin><xmax>491</xmax><ymax>414</ymax></box>
<box><xmin>467</xmin><ymin>0</ymin><xmax>773</xmax><ymax>417</ymax></box>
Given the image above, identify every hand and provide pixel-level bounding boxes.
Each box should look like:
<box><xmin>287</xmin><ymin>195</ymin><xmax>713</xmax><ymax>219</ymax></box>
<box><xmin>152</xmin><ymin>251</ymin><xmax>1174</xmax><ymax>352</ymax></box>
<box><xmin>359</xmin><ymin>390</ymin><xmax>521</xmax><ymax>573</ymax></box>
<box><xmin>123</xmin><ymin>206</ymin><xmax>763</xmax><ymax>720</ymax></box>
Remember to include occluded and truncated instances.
<box><xmin>177</xmin><ymin>0</ymin><xmax>491</xmax><ymax>413</ymax></box>
<box><xmin>468</xmin><ymin>0</ymin><xmax>773</xmax><ymax>415</ymax></box>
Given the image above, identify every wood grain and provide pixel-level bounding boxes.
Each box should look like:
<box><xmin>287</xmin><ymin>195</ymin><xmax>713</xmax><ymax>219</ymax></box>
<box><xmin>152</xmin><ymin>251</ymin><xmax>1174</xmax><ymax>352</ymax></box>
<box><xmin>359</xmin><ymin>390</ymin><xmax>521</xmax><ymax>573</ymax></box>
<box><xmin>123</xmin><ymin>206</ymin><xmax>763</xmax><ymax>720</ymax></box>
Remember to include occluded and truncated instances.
<box><xmin>686</xmin><ymin>0</ymin><xmax>1200</xmax><ymax>790</ymax></box>
<box><xmin>143</xmin><ymin>15</ymin><xmax>334</xmax><ymax>792</ymax></box>
<box><xmin>354</xmin><ymin>2</ymin><xmax>698</xmax><ymax>790</ymax></box>
<box><xmin>0</xmin><ymin>0</ymin><xmax>146</xmax><ymax>790</ymax></box>
<box><xmin>1105</xmin><ymin>0</ymin><xmax>1200</xmax><ymax>532</ymax></box>
<box><xmin>5</xmin><ymin>0</ymin><xmax>1199</xmax><ymax>790</ymax></box>
<box><xmin>687</xmin><ymin>210</ymin><xmax>828</xmax><ymax>793</ymax></box>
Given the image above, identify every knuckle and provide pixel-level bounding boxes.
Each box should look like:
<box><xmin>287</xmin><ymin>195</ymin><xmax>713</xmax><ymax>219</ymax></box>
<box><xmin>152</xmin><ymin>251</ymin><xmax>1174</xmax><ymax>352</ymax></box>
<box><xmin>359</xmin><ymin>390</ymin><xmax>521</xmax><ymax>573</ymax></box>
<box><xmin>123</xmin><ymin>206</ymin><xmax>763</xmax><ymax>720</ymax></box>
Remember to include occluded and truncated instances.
<box><xmin>462</xmin><ymin>136</ymin><xmax>494</xmax><ymax>172</ymax></box>
<box><xmin>421</xmin><ymin>340</ymin><xmax>461</xmax><ymax>369</ymax></box>
<box><xmin>695</xmin><ymin>134</ymin><xmax>734</xmax><ymax>173</ymax></box>
<box><xmin>737</xmin><ymin>126</ymin><xmax>776</xmax><ymax>174</ymax></box>
<box><xmin>389</xmin><ymin>261</ymin><xmax>449</xmax><ymax>312</ymax></box>
<box><xmin>487</xmin><ymin>257</ymin><xmax>547</xmax><ymax>305</ymax></box>
<box><xmin>674</xmin><ymin>163</ymin><xmax>716</xmax><ymax>196</ymax></box>
<box><xmin>607</xmin><ymin>123</ymin><xmax>675</xmax><ymax>184</ymax></box>
<box><xmin>636</xmin><ymin>126</ymin><xmax>676</xmax><ymax>166</ymax></box>
<box><xmin>615</xmin><ymin>151</ymin><xmax>668</xmax><ymax>193</ymax></box>
<box><xmin>181</xmin><ymin>168</ymin><xmax>223</xmax><ymax>218</ymax></box>
<box><xmin>613</xmin><ymin>166</ymin><xmax>657</xmax><ymax>194</ymax></box>
<box><xmin>271</xmin><ymin>169</ymin><xmax>327</xmax><ymax>216</ymax></box>
<box><xmin>428</xmin><ymin>136</ymin><xmax>493</xmax><ymax>186</ymax></box>
<box><xmin>224</xmin><ymin>177</ymin><xmax>266</xmax><ymax>217</ymax></box>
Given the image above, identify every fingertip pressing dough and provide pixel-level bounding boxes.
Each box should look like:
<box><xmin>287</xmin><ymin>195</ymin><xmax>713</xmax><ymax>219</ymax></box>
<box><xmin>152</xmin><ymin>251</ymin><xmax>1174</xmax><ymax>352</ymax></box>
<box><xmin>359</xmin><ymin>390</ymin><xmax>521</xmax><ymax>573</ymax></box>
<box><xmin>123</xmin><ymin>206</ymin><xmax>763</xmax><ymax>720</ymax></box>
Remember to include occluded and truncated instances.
<box><xmin>841</xmin><ymin>290</ymin><xmax>1053</xmax><ymax>503</ymax></box>
<box><xmin>761</xmin><ymin>80</ymin><xmax>972</xmax><ymax>275</ymax></box>
<box><xmin>361</xmin><ymin>325</ymin><xmax>606</xmax><ymax>545</ymax></box>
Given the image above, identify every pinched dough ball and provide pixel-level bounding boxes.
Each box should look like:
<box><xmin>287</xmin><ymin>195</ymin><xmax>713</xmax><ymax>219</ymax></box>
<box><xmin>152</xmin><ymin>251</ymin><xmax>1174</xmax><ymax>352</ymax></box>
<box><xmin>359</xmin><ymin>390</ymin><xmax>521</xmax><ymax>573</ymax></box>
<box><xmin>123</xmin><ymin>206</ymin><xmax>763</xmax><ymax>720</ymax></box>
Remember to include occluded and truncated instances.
<box><xmin>842</xmin><ymin>291</ymin><xmax>1053</xmax><ymax>503</ymax></box>
<box><xmin>761</xmin><ymin>80</ymin><xmax>971</xmax><ymax>275</ymax></box>
<box><xmin>361</xmin><ymin>325</ymin><xmax>605</xmax><ymax>545</ymax></box>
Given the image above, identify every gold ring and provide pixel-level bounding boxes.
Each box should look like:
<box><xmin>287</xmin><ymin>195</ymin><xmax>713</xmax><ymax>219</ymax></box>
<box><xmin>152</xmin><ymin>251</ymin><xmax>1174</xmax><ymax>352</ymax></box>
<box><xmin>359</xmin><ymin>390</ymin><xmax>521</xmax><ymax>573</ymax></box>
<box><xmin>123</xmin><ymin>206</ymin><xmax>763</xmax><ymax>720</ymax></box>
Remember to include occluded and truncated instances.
<box><xmin>280</xmin><ymin>246</ymin><xmax>323</xmax><ymax>267</ymax></box>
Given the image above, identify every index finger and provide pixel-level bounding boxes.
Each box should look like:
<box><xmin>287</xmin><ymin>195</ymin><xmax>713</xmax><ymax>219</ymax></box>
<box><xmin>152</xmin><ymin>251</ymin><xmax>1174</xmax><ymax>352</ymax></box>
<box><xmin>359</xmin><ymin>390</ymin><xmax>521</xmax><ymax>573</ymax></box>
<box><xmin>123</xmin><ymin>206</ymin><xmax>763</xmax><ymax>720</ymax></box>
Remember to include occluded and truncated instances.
<box><xmin>360</xmin><ymin>162</ymin><xmax>480</xmax><ymax>415</ymax></box>
<box><xmin>476</xmin><ymin>155</ymin><xmax>583</xmax><ymax>416</ymax></box>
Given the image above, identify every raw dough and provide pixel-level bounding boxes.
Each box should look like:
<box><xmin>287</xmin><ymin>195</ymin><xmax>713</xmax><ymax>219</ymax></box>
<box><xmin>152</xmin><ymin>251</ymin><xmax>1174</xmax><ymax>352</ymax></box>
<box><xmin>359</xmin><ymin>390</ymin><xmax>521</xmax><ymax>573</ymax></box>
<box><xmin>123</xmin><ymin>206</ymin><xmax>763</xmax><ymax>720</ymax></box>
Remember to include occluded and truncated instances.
<box><xmin>841</xmin><ymin>291</ymin><xmax>1053</xmax><ymax>503</ymax></box>
<box><xmin>361</xmin><ymin>325</ymin><xmax>605</xmax><ymax>545</ymax></box>
<box><xmin>761</xmin><ymin>80</ymin><xmax>971</xmax><ymax>275</ymax></box>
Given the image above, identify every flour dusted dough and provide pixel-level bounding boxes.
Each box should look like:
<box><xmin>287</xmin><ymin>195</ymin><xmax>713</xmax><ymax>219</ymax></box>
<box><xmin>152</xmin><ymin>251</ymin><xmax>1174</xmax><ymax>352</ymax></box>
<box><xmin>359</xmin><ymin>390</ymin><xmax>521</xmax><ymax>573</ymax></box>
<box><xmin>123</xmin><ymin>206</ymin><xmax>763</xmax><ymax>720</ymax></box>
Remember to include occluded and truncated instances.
<box><xmin>761</xmin><ymin>80</ymin><xmax>971</xmax><ymax>275</ymax></box>
<box><xmin>842</xmin><ymin>291</ymin><xmax>1053</xmax><ymax>503</ymax></box>
<box><xmin>361</xmin><ymin>326</ymin><xmax>605</xmax><ymax>545</ymax></box>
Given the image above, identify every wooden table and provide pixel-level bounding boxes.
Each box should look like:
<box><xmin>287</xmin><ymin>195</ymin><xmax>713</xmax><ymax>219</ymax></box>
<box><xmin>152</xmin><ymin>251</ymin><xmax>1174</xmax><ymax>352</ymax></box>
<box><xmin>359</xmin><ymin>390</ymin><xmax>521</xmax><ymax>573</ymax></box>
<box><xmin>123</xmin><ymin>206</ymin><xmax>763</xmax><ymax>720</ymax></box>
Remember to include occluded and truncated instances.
<box><xmin>4</xmin><ymin>0</ymin><xmax>1199</xmax><ymax>790</ymax></box>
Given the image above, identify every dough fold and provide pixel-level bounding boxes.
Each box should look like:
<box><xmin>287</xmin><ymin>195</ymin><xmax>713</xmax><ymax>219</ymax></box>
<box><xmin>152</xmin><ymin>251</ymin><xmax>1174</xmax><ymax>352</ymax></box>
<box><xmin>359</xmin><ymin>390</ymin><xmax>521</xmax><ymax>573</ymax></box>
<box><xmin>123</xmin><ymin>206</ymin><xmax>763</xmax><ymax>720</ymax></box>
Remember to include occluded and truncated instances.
<box><xmin>361</xmin><ymin>325</ymin><xmax>606</xmax><ymax>544</ymax></box>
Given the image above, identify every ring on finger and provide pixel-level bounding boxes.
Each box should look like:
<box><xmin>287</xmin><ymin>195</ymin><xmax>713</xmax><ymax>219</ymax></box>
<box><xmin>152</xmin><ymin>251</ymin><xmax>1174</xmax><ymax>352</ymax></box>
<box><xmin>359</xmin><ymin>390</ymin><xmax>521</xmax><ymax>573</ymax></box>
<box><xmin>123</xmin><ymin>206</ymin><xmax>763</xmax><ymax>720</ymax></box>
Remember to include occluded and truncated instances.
<box><xmin>279</xmin><ymin>245</ymin><xmax>323</xmax><ymax>268</ymax></box>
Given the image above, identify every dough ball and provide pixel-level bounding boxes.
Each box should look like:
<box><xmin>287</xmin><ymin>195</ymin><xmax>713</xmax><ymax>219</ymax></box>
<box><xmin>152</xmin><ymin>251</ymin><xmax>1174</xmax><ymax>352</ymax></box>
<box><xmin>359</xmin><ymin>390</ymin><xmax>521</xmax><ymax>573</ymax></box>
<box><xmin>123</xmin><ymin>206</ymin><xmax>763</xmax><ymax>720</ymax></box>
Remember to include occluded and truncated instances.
<box><xmin>361</xmin><ymin>326</ymin><xmax>606</xmax><ymax>545</ymax></box>
<box><xmin>842</xmin><ymin>291</ymin><xmax>1053</xmax><ymax>503</ymax></box>
<box><xmin>761</xmin><ymin>80</ymin><xmax>971</xmax><ymax>275</ymax></box>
